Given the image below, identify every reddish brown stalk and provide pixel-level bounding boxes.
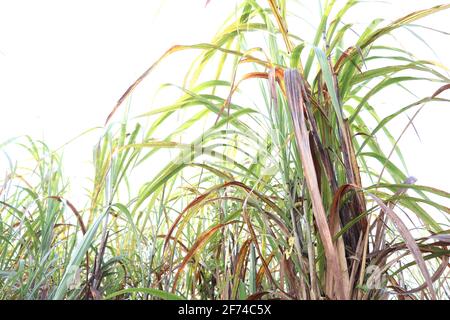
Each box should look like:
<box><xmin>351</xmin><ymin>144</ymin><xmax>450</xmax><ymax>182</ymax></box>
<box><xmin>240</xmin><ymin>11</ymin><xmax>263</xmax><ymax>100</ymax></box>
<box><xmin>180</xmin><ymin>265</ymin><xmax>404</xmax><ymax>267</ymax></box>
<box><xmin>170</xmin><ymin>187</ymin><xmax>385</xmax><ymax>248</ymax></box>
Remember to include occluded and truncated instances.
<box><xmin>284</xmin><ymin>68</ymin><xmax>348</xmax><ymax>299</ymax></box>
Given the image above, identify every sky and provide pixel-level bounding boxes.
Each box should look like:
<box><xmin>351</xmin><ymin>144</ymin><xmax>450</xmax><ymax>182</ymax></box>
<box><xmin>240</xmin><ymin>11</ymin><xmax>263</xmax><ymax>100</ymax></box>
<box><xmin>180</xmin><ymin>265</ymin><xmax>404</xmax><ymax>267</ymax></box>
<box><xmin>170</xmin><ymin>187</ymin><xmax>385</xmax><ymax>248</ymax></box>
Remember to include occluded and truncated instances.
<box><xmin>0</xmin><ymin>0</ymin><xmax>449</xmax><ymax>199</ymax></box>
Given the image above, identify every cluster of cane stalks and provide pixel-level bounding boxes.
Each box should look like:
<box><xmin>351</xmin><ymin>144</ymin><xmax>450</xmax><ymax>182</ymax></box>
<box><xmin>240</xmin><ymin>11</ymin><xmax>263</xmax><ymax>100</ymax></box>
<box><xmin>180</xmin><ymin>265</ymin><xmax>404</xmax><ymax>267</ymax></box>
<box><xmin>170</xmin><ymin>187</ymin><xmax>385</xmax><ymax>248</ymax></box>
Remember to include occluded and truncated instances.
<box><xmin>1</xmin><ymin>0</ymin><xmax>449</xmax><ymax>300</ymax></box>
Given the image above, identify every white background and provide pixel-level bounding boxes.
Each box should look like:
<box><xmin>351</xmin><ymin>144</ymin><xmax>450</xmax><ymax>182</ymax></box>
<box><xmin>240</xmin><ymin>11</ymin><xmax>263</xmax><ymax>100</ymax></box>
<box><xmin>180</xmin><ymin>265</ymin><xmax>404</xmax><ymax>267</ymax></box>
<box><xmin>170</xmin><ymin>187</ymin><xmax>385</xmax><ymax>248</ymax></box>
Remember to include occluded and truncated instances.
<box><xmin>0</xmin><ymin>0</ymin><xmax>449</xmax><ymax>197</ymax></box>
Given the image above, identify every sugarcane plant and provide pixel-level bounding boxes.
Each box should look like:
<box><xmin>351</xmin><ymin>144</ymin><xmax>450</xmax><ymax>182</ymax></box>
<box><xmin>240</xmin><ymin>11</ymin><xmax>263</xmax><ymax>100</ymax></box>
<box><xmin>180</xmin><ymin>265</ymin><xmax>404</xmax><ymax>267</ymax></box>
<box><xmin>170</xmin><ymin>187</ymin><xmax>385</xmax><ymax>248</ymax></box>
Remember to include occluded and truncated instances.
<box><xmin>1</xmin><ymin>0</ymin><xmax>449</xmax><ymax>300</ymax></box>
